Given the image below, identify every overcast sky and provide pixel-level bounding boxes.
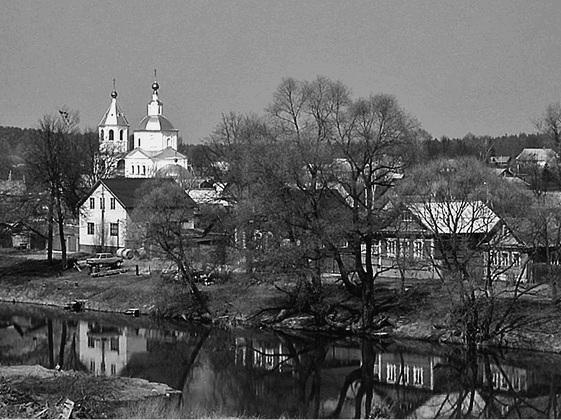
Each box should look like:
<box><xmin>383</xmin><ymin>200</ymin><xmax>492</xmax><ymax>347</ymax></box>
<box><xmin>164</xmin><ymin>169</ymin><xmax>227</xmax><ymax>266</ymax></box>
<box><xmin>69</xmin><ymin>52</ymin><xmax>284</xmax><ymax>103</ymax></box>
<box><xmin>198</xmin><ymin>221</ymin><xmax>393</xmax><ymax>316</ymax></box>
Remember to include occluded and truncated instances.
<box><xmin>2</xmin><ymin>0</ymin><xmax>561</xmax><ymax>143</ymax></box>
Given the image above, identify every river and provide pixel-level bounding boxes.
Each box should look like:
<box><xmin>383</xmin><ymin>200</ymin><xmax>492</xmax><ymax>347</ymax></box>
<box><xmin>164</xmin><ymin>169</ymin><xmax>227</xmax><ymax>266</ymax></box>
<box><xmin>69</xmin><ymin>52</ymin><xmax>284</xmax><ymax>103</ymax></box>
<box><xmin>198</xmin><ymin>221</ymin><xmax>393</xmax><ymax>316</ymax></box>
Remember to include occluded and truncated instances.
<box><xmin>1</xmin><ymin>302</ymin><xmax>560</xmax><ymax>418</ymax></box>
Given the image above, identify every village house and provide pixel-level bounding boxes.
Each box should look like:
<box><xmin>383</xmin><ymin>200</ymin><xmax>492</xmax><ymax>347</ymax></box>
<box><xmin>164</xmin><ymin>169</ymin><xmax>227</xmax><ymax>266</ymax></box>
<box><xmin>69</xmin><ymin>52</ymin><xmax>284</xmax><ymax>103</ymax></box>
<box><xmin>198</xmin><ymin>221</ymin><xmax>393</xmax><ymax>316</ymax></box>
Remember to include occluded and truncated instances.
<box><xmin>514</xmin><ymin>148</ymin><xmax>559</xmax><ymax>173</ymax></box>
<box><xmin>371</xmin><ymin>200</ymin><xmax>530</xmax><ymax>282</ymax></box>
<box><xmin>78</xmin><ymin>178</ymin><xmax>196</xmax><ymax>253</ymax></box>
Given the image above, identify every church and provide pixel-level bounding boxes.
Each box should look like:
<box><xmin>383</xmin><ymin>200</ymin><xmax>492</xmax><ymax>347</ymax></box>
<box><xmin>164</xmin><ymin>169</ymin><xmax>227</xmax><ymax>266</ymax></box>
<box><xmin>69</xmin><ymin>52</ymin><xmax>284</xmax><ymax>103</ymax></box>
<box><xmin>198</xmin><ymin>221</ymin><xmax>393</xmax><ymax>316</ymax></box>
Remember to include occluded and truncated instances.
<box><xmin>97</xmin><ymin>75</ymin><xmax>192</xmax><ymax>178</ymax></box>
<box><xmin>78</xmin><ymin>76</ymin><xmax>194</xmax><ymax>252</ymax></box>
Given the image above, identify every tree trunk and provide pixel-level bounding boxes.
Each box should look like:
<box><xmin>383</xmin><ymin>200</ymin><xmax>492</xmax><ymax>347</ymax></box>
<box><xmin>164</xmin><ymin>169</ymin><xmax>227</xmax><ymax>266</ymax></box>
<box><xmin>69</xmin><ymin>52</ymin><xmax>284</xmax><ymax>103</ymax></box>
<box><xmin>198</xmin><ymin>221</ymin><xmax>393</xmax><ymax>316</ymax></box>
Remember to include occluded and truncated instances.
<box><xmin>47</xmin><ymin>195</ymin><xmax>54</xmax><ymax>264</ymax></box>
<box><xmin>361</xmin><ymin>274</ymin><xmax>375</xmax><ymax>329</ymax></box>
<box><xmin>55</xmin><ymin>195</ymin><xmax>67</xmax><ymax>269</ymax></box>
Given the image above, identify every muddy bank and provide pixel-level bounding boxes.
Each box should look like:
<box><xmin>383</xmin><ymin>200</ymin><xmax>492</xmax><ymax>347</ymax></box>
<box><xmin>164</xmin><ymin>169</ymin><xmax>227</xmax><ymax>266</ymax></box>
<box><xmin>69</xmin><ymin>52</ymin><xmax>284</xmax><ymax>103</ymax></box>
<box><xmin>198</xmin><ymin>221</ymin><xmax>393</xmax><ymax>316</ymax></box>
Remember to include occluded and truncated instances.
<box><xmin>2</xmin><ymin>251</ymin><xmax>561</xmax><ymax>355</ymax></box>
<box><xmin>0</xmin><ymin>365</ymin><xmax>180</xmax><ymax>419</ymax></box>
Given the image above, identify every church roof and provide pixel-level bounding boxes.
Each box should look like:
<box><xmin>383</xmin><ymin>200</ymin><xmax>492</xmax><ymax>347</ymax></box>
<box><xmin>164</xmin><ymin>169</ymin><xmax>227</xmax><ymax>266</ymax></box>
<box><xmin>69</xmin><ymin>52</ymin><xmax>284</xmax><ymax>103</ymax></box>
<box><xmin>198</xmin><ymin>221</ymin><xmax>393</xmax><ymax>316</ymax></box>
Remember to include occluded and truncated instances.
<box><xmin>156</xmin><ymin>164</ymin><xmax>191</xmax><ymax>179</ymax></box>
<box><xmin>153</xmin><ymin>147</ymin><xmax>186</xmax><ymax>159</ymax></box>
<box><xmin>98</xmin><ymin>92</ymin><xmax>129</xmax><ymax>127</ymax></box>
<box><xmin>137</xmin><ymin>115</ymin><xmax>176</xmax><ymax>131</ymax></box>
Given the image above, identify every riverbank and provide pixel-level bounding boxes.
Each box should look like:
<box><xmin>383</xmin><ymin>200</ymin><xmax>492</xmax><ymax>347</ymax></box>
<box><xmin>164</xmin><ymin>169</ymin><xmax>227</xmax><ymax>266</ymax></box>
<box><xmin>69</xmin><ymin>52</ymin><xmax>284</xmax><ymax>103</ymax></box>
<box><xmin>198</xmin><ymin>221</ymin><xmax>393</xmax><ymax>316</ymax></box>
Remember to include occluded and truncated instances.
<box><xmin>2</xmin><ymin>250</ymin><xmax>561</xmax><ymax>355</ymax></box>
<box><xmin>0</xmin><ymin>365</ymin><xmax>180</xmax><ymax>418</ymax></box>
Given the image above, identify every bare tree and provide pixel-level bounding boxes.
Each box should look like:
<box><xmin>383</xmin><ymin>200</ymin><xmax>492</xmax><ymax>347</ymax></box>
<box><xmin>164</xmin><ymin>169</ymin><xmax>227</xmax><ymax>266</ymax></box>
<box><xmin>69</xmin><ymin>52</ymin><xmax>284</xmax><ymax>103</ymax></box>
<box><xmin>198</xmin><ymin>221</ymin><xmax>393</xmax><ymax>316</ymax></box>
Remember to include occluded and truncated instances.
<box><xmin>131</xmin><ymin>178</ymin><xmax>210</xmax><ymax>318</ymax></box>
<box><xmin>26</xmin><ymin>110</ymin><xmax>82</xmax><ymax>267</ymax></box>
<box><xmin>398</xmin><ymin>157</ymin><xmax>548</xmax><ymax>347</ymax></box>
<box><xmin>536</xmin><ymin>102</ymin><xmax>561</xmax><ymax>148</ymax></box>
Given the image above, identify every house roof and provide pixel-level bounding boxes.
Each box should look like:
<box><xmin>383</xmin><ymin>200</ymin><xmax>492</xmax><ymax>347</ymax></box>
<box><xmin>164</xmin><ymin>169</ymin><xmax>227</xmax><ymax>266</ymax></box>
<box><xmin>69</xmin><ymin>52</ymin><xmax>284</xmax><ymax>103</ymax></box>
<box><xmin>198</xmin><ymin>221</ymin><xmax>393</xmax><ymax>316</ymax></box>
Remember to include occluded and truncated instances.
<box><xmin>489</xmin><ymin>155</ymin><xmax>511</xmax><ymax>164</ymax></box>
<box><xmin>407</xmin><ymin>200</ymin><xmax>500</xmax><ymax>235</ymax></box>
<box><xmin>81</xmin><ymin>178</ymin><xmax>195</xmax><ymax>210</ymax></box>
<box><xmin>516</xmin><ymin>148</ymin><xmax>558</xmax><ymax>163</ymax></box>
<box><xmin>188</xmin><ymin>188</ymin><xmax>231</xmax><ymax>207</ymax></box>
<box><xmin>100</xmin><ymin>178</ymin><xmax>155</xmax><ymax>209</ymax></box>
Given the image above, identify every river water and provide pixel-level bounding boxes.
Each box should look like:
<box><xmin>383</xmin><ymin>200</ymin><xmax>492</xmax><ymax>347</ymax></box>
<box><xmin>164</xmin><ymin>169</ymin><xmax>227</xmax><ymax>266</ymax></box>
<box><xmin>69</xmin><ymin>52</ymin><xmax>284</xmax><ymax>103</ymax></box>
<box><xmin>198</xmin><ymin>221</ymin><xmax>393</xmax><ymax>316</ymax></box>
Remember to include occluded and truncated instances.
<box><xmin>1</xmin><ymin>303</ymin><xmax>560</xmax><ymax>419</ymax></box>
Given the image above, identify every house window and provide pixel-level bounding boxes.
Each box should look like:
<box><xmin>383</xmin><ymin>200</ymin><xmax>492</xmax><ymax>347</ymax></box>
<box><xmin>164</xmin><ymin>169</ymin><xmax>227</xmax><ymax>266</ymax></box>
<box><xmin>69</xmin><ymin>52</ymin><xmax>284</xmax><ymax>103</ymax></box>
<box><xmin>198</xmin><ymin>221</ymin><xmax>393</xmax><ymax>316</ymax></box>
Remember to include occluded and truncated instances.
<box><xmin>110</xmin><ymin>223</ymin><xmax>118</xmax><ymax>236</ymax></box>
<box><xmin>490</xmin><ymin>250</ymin><xmax>499</xmax><ymax>266</ymax></box>
<box><xmin>403</xmin><ymin>213</ymin><xmax>412</xmax><ymax>224</ymax></box>
<box><xmin>400</xmin><ymin>365</ymin><xmax>410</xmax><ymax>385</ymax></box>
<box><xmin>89</xmin><ymin>198</ymin><xmax>95</xmax><ymax>209</ymax></box>
<box><xmin>110</xmin><ymin>198</ymin><xmax>115</xmax><ymax>210</ymax></box>
<box><xmin>413</xmin><ymin>240</ymin><xmax>424</xmax><ymax>259</ymax></box>
<box><xmin>110</xmin><ymin>337</ymin><xmax>119</xmax><ymax>352</ymax></box>
<box><xmin>87</xmin><ymin>336</ymin><xmax>95</xmax><ymax>348</ymax></box>
<box><xmin>387</xmin><ymin>239</ymin><xmax>396</xmax><ymax>258</ymax></box>
<box><xmin>399</xmin><ymin>239</ymin><xmax>411</xmax><ymax>258</ymax></box>
<box><xmin>109</xmin><ymin>129</ymin><xmax>114</xmax><ymax>140</ymax></box>
<box><xmin>100</xmin><ymin>197</ymin><xmax>105</xmax><ymax>209</ymax></box>
<box><xmin>512</xmin><ymin>252</ymin><xmax>520</xmax><ymax>266</ymax></box>
<box><xmin>119</xmin><ymin>130</ymin><xmax>123</xmax><ymax>141</ymax></box>
<box><xmin>386</xmin><ymin>364</ymin><xmax>397</xmax><ymax>383</ymax></box>
<box><xmin>87</xmin><ymin>223</ymin><xmax>94</xmax><ymax>235</ymax></box>
<box><xmin>111</xmin><ymin>364</ymin><xmax>117</xmax><ymax>375</ymax></box>
<box><xmin>90</xmin><ymin>360</ymin><xmax>95</xmax><ymax>372</ymax></box>
<box><xmin>413</xmin><ymin>366</ymin><xmax>424</xmax><ymax>386</ymax></box>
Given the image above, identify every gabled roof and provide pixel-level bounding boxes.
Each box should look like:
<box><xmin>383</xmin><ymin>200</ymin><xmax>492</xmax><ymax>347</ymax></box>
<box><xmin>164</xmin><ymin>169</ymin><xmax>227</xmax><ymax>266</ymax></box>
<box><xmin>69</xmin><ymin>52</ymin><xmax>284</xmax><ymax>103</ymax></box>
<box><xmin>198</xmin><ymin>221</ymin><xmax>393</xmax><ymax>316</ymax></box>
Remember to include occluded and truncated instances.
<box><xmin>124</xmin><ymin>148</ymin><xmax>159</xmax><ymax>159</ymax></box>
<box><xmin>100</xmin><ymin>178</ymin><xmax>154</xmax><ymax>209</ymax></box>
<box><xmin>153</xmin><ymin>147</ymin><xmax>186</xmax><ymax>160</ymax></box>
<box><xmin>407</xmin><ymin>200</ymin><xmax>500</xmax><ymax>235</ymax></box>
<box><xmin>516</xmin><ymin>148</ymin><xmax>558</xmax><ymax>163</ymax></box>
<box><xmin>81</xmin><ymin>178</ymin><xmax>196</xmax><ymax>210</ymax></box>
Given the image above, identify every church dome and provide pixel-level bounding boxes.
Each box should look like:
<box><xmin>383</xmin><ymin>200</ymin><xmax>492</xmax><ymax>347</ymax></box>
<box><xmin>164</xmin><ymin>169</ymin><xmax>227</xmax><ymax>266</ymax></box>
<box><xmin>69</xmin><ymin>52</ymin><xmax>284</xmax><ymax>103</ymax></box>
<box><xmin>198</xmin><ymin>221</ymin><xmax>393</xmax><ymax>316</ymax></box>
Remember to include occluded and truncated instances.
<box><xmin>156</xmin><ymin>164</ymin><xmax>192</xmax><ymax>179</ymax></box>
<box><xmin>137</xmin><ymin>115</ymin><xmax>175</xmax><ymax>131</ymax></box>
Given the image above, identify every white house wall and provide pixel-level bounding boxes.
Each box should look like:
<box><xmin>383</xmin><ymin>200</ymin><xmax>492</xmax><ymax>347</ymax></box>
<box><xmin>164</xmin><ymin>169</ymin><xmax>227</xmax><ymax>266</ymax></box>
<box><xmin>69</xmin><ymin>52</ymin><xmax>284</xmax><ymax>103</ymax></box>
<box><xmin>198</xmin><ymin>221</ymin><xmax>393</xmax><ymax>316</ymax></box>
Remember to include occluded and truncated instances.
<box><xmin>79</xmin><ymin>184</ymin><xmax>129</xmax><ymax>250</ymax></box>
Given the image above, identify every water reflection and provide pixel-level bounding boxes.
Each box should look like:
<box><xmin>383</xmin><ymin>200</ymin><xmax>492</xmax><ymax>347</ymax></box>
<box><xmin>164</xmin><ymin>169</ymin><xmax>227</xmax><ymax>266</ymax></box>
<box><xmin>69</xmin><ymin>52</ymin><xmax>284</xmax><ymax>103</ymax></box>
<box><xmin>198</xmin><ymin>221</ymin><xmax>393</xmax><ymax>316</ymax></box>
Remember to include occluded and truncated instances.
<box><xmin>1</xmin><ymin>303</ymin><xmax>561</xmax><ymax>418</ymax></box>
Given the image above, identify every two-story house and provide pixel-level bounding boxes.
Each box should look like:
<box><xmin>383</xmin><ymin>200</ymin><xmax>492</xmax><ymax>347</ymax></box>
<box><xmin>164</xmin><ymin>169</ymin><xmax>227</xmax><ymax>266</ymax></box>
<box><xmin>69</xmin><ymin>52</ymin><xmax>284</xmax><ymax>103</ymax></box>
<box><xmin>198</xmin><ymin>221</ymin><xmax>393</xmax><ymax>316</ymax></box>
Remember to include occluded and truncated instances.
<box><xmin>78</xmin><ymin>178</ymin><xmax>196</xmax><ymax>253</ymax></box>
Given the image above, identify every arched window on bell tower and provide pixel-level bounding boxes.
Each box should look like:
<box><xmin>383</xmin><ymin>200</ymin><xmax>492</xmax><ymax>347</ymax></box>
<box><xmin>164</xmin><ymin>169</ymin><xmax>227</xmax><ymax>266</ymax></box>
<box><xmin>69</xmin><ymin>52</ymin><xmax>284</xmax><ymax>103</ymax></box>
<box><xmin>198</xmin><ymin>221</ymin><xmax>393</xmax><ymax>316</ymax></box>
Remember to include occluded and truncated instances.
<box><xmin>120</xmin><ymin>130</ymin><xmax>123</xmax><ymax>141</ymax></box>
<box><xmin>109</xmin><ymin>129</ymin><xmax>114</xmax><ymax>140</ymax></box>
<box><xmin>100</xmin><ymin>129</ymin><xmax>104</xmax><ymax>140</ymax></box>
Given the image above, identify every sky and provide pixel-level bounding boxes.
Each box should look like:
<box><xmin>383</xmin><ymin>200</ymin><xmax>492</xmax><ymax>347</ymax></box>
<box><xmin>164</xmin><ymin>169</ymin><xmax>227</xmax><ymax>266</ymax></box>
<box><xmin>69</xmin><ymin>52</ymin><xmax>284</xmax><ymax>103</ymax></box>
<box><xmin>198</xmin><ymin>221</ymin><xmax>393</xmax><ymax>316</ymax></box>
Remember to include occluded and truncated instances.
<box><xmin>2</xmin><ymin>0</ymin><xmax>561</xmax><ymax>143</ymax></box>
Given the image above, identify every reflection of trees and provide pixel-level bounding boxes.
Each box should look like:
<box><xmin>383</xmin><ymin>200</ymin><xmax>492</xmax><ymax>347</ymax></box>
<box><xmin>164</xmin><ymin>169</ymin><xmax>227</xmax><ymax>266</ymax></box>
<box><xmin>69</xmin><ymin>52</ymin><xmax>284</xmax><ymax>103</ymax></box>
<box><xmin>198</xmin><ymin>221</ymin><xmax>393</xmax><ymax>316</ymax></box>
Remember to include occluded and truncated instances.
<box><xmin>428</xmin><ymin>348</ymin><xmax>561</xmax><ymax>419</ymax></box>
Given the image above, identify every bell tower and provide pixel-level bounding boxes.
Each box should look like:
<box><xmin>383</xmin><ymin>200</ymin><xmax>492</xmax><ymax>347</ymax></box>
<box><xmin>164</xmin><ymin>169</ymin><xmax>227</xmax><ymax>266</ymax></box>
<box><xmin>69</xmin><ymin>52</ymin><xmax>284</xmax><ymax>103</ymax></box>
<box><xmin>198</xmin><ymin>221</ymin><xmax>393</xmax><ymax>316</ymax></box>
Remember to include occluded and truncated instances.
<box><xmin>98</xmin><ymin>79</ymin><xmax>130</xmax><ymax>154</ymax></box>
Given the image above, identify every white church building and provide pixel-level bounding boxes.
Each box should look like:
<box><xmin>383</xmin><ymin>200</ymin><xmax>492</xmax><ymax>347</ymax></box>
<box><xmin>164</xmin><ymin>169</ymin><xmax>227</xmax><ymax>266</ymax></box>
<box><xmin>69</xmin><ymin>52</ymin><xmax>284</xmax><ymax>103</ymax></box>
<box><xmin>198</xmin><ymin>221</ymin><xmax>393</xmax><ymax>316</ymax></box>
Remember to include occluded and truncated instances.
<box><xmin>97</xmin><ymin>77</ymin><xmax>192</xmax><ymax>178</ymax></box>
<box><xmin>79</xmin><ymin>76</ymin><xmax>195</xmax><ymax>252</ymax></box>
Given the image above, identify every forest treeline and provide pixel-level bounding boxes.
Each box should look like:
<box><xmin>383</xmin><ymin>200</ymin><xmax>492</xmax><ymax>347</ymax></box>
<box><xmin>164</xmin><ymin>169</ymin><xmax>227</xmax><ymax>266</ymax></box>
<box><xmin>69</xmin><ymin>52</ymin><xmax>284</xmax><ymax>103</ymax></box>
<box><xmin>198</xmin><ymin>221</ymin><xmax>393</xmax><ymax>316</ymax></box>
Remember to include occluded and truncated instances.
<box><xmin>0</xmin><ymin>125</ymin><xmax>552</xmax><ymax>181</ymax></box>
